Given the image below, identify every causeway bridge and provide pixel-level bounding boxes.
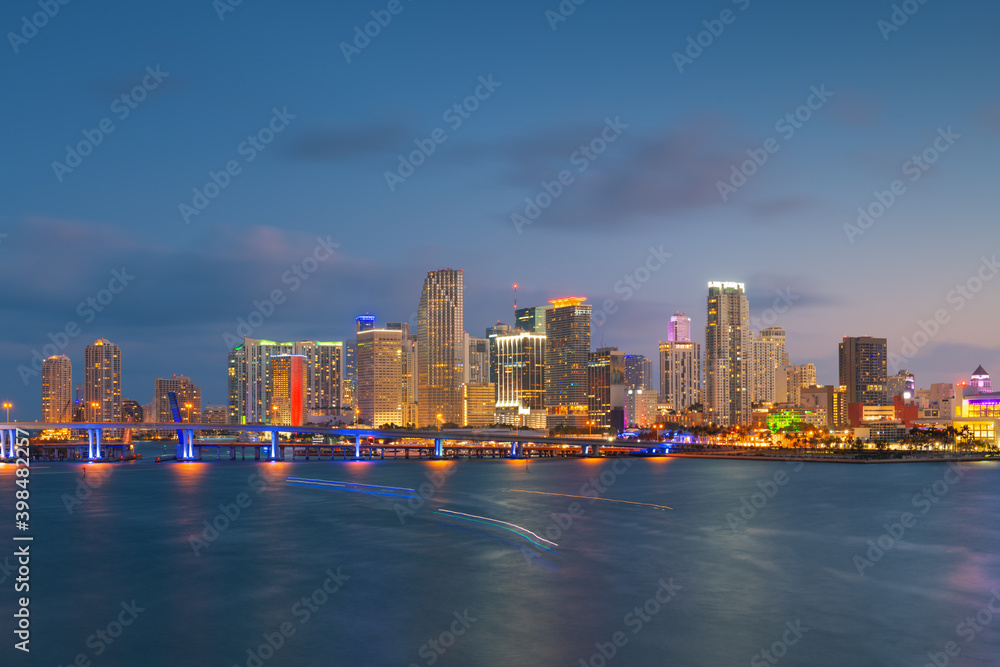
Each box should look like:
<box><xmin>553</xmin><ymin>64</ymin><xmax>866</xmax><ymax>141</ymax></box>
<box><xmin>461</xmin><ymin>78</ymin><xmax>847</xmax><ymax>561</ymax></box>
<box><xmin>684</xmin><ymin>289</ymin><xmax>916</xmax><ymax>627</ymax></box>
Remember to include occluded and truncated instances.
<box><xmin>0</xmin><ymin>422</ymin><xmax>663</xmax><ymax>462</ymax></box>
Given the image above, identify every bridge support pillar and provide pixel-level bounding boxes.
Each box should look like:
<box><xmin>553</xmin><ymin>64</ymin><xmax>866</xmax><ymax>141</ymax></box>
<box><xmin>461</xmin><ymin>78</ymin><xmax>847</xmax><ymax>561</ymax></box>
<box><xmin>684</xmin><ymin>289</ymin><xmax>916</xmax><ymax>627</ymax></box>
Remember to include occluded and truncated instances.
<box><xmin>185</xmin><ymin>429</ymin><xmax>195</xmax><ymax>459</ymax></box>
<box><xmin>354</xmin><ymin>435</ymin><xmax>361</xmax><ymax>459</ymax></box>
<box><xmin>509</xmin><ymin>441</ymin><xmax>519</xmax><ymax>458</ymax></box>
<box><xmin>269</xmin><ymin>431</ymin><xmax>279</xmax><ymax>461</ymax></box>
<box><xmin>0</xmin><ymin>429</ymin><xmax>8</xmax><ymax>458</ymax></box>
<box><xmin>434</xmin><ymin>438</ymin><xmax>443</xmax><ymax>458</ymax></box>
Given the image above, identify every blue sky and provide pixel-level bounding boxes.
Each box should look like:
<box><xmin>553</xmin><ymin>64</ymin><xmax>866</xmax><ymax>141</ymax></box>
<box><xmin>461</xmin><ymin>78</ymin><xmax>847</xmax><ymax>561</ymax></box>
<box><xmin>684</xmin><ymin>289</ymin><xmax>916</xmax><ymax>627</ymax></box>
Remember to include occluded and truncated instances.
<box><xmin>2</xmin><ymin>0</ymin><xmax>999</xmax><ymax>418</ymax></box>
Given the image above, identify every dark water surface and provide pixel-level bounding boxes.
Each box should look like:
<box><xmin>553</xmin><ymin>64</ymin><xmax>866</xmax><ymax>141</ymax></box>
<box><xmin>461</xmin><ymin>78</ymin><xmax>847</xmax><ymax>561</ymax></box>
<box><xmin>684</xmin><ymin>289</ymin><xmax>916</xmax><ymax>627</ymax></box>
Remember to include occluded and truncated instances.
<box><xmin>3</xmin><ymin>443</ymin><xmax>999</xmax><ymax>666</ymax></box>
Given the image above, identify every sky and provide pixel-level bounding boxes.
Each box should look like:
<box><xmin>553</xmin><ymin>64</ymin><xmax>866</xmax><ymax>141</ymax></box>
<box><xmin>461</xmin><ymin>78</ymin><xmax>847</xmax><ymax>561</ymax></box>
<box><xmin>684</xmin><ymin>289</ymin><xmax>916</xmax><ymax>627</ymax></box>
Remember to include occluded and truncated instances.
<box><xmin>2</xmin><ymin>0</ymin><xmax>999</xmax><ymax>419</ymax></box>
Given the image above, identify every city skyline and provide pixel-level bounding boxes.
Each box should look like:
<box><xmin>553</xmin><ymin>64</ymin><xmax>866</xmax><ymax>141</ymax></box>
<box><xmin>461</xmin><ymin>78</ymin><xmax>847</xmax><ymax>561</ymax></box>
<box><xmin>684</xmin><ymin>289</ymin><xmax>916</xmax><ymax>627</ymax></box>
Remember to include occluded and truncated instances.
<box><xmin>3</xmin><ymin>0</ymin><xmax>999</xmax><ymax>421</ymax></box>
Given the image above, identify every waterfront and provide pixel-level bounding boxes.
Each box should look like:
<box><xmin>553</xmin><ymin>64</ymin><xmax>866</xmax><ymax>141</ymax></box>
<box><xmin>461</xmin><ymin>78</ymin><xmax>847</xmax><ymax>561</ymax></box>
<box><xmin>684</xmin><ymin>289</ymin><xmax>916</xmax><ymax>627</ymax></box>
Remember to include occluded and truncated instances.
<box><xmin>4</xmin><ymin>445</ymin><xmax>1000</xmax><ymax>666</ymax></box>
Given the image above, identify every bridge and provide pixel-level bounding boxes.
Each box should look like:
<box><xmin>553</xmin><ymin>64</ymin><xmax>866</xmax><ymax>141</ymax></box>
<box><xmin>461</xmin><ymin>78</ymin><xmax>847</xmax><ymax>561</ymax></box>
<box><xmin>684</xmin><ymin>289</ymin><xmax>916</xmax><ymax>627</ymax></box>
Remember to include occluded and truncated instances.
<box><xmin>0</xmin><ymin>422</ymin><xmax>666</xmax><ymax>462</ymax></box>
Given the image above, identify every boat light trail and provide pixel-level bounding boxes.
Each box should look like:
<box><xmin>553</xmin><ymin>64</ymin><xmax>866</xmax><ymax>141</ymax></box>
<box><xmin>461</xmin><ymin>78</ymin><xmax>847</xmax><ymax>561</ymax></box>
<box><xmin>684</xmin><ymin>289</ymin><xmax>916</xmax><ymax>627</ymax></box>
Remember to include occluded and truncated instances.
<box><xmin>287</xmin><ymin>477</ymin><xmax>419</xmax><ymax>499</ymax></box>
<box><xmin>508</xmin><ymin>489</ymin><xmax>672</xmax><ymax>510</ymax></box>
<box><xmin>435</xmin><ymin>509</ymin><xmax>558</xmax><ymax>549</ymax></box>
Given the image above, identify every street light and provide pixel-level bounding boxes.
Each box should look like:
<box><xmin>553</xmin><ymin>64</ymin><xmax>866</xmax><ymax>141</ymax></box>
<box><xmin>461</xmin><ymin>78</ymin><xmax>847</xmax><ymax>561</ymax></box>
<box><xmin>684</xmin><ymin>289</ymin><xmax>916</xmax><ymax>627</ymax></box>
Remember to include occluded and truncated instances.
<box><xmin>184</xmin><ymin>402</ymin><xmax>193</xmax><ymax>423</ymax></box>
<box><xmin>91</xmin><ymin>402</ymin><xmax>100</xmax><ymax>421</ymax></box>
<box><xmin>2</xmin><ymin>402</ymin><xmax>11</xmax><ymax>422</ymax></box>
<box><xmin>436</xmin><ymin>413</ymin><xmax>444</xmax><ymax>432</ymax></box>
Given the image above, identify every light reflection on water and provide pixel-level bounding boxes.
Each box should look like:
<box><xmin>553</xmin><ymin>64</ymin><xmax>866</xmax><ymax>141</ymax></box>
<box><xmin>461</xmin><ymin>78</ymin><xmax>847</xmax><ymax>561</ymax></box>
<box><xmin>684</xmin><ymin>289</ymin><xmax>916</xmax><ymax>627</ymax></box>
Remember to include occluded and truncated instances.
<box><xmin>4</xmin><ymin>446</ymin><xmax>999</xmax><ymax>666</ymax></box>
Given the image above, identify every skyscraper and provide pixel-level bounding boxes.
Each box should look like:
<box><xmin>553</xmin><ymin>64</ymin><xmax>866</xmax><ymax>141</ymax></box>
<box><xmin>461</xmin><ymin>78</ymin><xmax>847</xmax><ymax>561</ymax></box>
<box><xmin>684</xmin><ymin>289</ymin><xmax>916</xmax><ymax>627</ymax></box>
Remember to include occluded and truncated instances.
<box><xmin>227</xmin><ymin>338</ymin><xmax>296</xmax><ymax>424</ymax></box>
<box><xmin>888</xmin><ymin>369</ymin><xmax>916</xmax><ymax>399</ymax></box>
<box><xmin>751</xmin><ymin>326</ymin><xmax>788</xmax><ymax>404</ymax></box>
<box><xmin>463</xmin><ymin>334</ymin><xmax>490</xmax><ymax>385</ymax></box>
<box><xmin>417</xmin><ymin>268</ymin><xmax>464</xmax><ymax>426</ymax></box>
<box><xmin>357</xmin><ymin>328</ymin><xmax>403</xmax><ymax>427</ymax></box>
<box><xmin>667</xmin><ymin>311</ymin><xmax>691</xmax><ymax>343</ymax></box>
<box><xmin>782</xmin><ymin>363</ymin><xmax>817</xmax><ymax>405</ymax></box>
<box><xmin>154</xmin><ymin>375</ymin><xmax>202</xmax><ymax>423</ymax></box>
<box><xmin>704</xmin><ymin>282</ymin><xmax>751</xmax><ymax>426</ymax></box>
<box><xmin>84</xmin><ymin>339</ymin><xmax>121</xmax><ymax>423</ymax></box>
<box><xmin>839</xmin><ymin>336</ymin><xmax>888</xmax><ymax>406</ymax></box>
<box><xmin>486</xmin><ymin>322</ymin><xmax>513</xmax><ymax>388</ymax></box>
<box><xmin>42</xmin><ymin>354</ymin><xmax>73</xmax><ymax>422</ymax></box>
<box><xmin>356</xmin><ymin>314</ymin><xmax>375</xmax><ymax>333</ymax></box>
<box><xmin>659</xmin><ymin>340</ymin><xmax>701</xmax><ymax>412</ymax></box>
<box><xmin>544</xmin><ymin>297</ymin><xmax>591</xmax><ymax>428</ymax></box>
<box><xmin>623</xmin><ymin>354</ymin><xmax>653</xmax><ymax>391</ymax></box>
<box><xmin>387</xmin><ymin>322</ymin><xmax>418</xmax><ymax>426</ymax></box>
<box><xmin>342</xmin><ymin>339</ymin><xmax>357</xmax><ymax>414</ymax></box>
<box><xmin>515</xmin><ymin>305</ymin><xmax>551</xmax><ymax>334</ymax></box>
<box><xmin>268</xmin><ymin>354</ymin><xmax>307</xmax><ymax>426</ymax></box>
<box><xmin>296</xmin><ymin>341</ymin><xmax>342</xmax><ymax>414</ymax></box>
<box><xmin>494</xmin><ymin>330</ymin><xmax>547</xmax><ymax>429</ymax></box>
<box><xmin>588</xmin><ymin>347</ymin><xmax>625</xmax><ymax>429</ymax></box>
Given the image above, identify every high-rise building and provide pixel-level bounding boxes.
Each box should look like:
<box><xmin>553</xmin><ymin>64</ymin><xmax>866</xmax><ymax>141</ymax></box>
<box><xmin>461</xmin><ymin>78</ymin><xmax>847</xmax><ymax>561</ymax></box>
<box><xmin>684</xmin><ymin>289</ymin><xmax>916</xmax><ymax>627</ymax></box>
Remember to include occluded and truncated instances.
<box><xmin>800</xmin><ymin>385</ymin><xmax>848</xmax><ymax>429</ymax></box>
<box><xmin>464</xmin><ymin>334</ymin><xmax>490</xmax><ymax>385</ymax></box>
<box><xmin>296</xmin><ymin>341</ymin><xmax>342</xmax><ymax>414</ymax></box>
<box><xmin>388</xmin><ymin>323</ymin><xmax>419</xmax><ymax>426</ymax></box>
<box><xmin>356</xmin><ymin>314</ymin><xmax>376</xmax><ymax>333</ymax></box>
<box><xmin>494</xmin><ymin>331</ymin><xmax>547</xmax><ymax>429</ymax></box>
<box><xmin>515</xmin><ymin>305</ymin><xmax>551</xmax><ymax>334</ymax></box>
<box><xmin>154</xmin><ymin>375</ymin><xmax>202</xmax><ymax>423</ymax></box>
<box><xmin>357</xmin><ymin>328</ymin><xmax>404</xmax><ymax>427</ymax></box>
<box><xmin>667</xmin><ymin>311</ymin><xmax>691</xmax><ymax>343</ymax></box>
<box><xmin>589</xmin><ymin>347</ymin><xmax>626</xmax><ymax>430</ymax></box>
<box><xmin>462</xmin><ymin>382</ymin><xmax>496</xmax><ymax>427</ymax></box>
<box><xmin>84</xmin><ymin>339</ymin><xmax>121</xmax><ymax>423</ymax></box>
<box><xmin>417</xmin><ymin>269</ymin><xmax>464</xmax><ymax>426</ymax></box>
<box><xmin>659</xmin><ymin>341</ymin><xmax>701</xmax><ymax>411</ymax></box>
<box><xmin>342</xmin><ymin>339</ymin><xmax>357</xmax><ymax>413</ymax></box>
<box><xmin>42</xmin><ymin>354</ymin><xmax>73</xmax><ymax>422</ymax></box>
<box><xmin>751</xmin><ymin>327</ymin><xmax>787</xmax><ymax>404</ymax></box>
<box><xmin>268</xmin><ymin>355</ymin><xmax>307</xmax><ymax>426</ymax></box>
<box><xmin>544</xmin><ymin>297</ymin><xmax>591</xmax><ymax>428</ymax></box>
<box><xmin>970</xmin><ymin>365</ymin><xmax>992</xmax><ymax>394</ymax></box>
<box><xmin>625</xmin><ymin>388</ymin><xmax>659</xmax><ymax>428</ymax></box>
<box><xmin>839</xmin><ymin>336</ymin><xmax>888</xmax><ymax>406</ymax></box>
<box><xmin>888</xmin><ymin>369</ymin><xmax>916</xmax><ymax>399</ymax></box>
<box><xmin>704</xmin><ymin>282</ymin><xmax>751</xmax><ymax>426</ymax></box>
<box><xmin>487</xmin><ymin>322</ymin><xmax>513</xmax><ymax>388</ymax></box>
<box><xmin>624</xmin><ymin>355</ymin><xmax>653</xmax><ymax>391</ymax></box>
<box><xmin>782</xmin><ymin>363</ymin><xmax>817</xmax><ymax>406</ymax></box>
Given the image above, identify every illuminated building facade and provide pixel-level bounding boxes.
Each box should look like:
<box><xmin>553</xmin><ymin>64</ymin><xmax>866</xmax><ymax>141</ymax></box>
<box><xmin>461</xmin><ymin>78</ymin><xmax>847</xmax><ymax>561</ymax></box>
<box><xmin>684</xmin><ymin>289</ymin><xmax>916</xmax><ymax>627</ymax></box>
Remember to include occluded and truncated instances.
<box><xmin>888</xmin><ymin>369</ymin><xmax>916</xmax><ymax>400</ymax></box>
<box><xmin>494</xmin><ymin>331</ymin><xmax>547</xmax><ymax>429</ymax></box>
<box><xmin>154</xmin><ymin>375</ymin><xmax>202</xmax><ymax>423</ymax></box>
<box><xmin>782</xmin><ymin>363</ymin><xmax>817</xmax><ymax>406</ymax></box>
<box><xmin>462</xmin><ymin>382</ymin><xmax>496</xmax><ymax>427</ymax></box>
<box><xmin>624</xmin><ymin>388</ymin><xmax>659</xmax><ymax>428</ymax></box>
<box><xmin>268</xmin><ymin>354</ymin><xmax>307</xmax><ymax>426</ymax></box>
<box><xmin>624</xmin><ymin>354</ymin><xmax>653</xmax><ymax>391</ymax></box>
<box><xmin>515</xmin><ymin>305</ymin><xmax>551</xmax><ymax>335</ymax></box>
<box><xmin>357</xmin><ymin>328</ymin><xmax>403</xmax><ymax>427</ymax></box>
<box><xmin>839</xmin><ymin>336</ymin><xmax>888</xmax><ymax>406</ymax></box>
<box><xmin>704</xmin><ymin>282</ymin><xmax>750</xmax><ymax>426</ymax></box>
<box><xmin>42</xmin><ymin>354</ymin><xmax>73</xmax><ymax>422</ymax></box>
<box><xmin>544</xmin><ymin>297</ymin><xmax>591</xmax><ymax>428</ymax></box>
<box><xmin>751</xmin><ymin>327</ymin><xmax>788</xmax><ymax>404</ymax></box>
<box><xmin>84</xmin><ymin>339</ymin><xmax>121</xmax><ymax>423</ymax></box>
<box><xmin>588</xmin><ymin>347</ymin><xmax>625</xmax><ymax>429</ymax></box>
<box><xmin>417</xmin><ymin>268</ymin><xmax>464</xmax><ymax>427</ymax></box>
<box><xmin>296</xmin><ymin>341</ymin><xmax>342</xmax><ymax>415</ymax></box>
<box><xmin>667</xmin><ymin>311</ymin><xmax>691</xmax><ymax>343</ymax></box>
<box><xmin>464</xmin><ymin>334</ymin><xmax>490</xmax><ymax>385</ymax></box>
<box><xmin>659</xmin><ymin>341</ymin><xmax>701</xmax><ymax>411</ymax></box>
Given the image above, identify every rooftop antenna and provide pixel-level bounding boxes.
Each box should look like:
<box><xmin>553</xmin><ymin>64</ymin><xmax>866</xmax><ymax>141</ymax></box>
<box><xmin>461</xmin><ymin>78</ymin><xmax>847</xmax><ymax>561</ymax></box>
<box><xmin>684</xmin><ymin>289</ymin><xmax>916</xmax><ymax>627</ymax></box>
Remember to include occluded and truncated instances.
<box><xmin>513</xmin><ymin>283</ymin><xmax>518</xmax><ymax>331</ymax></box>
